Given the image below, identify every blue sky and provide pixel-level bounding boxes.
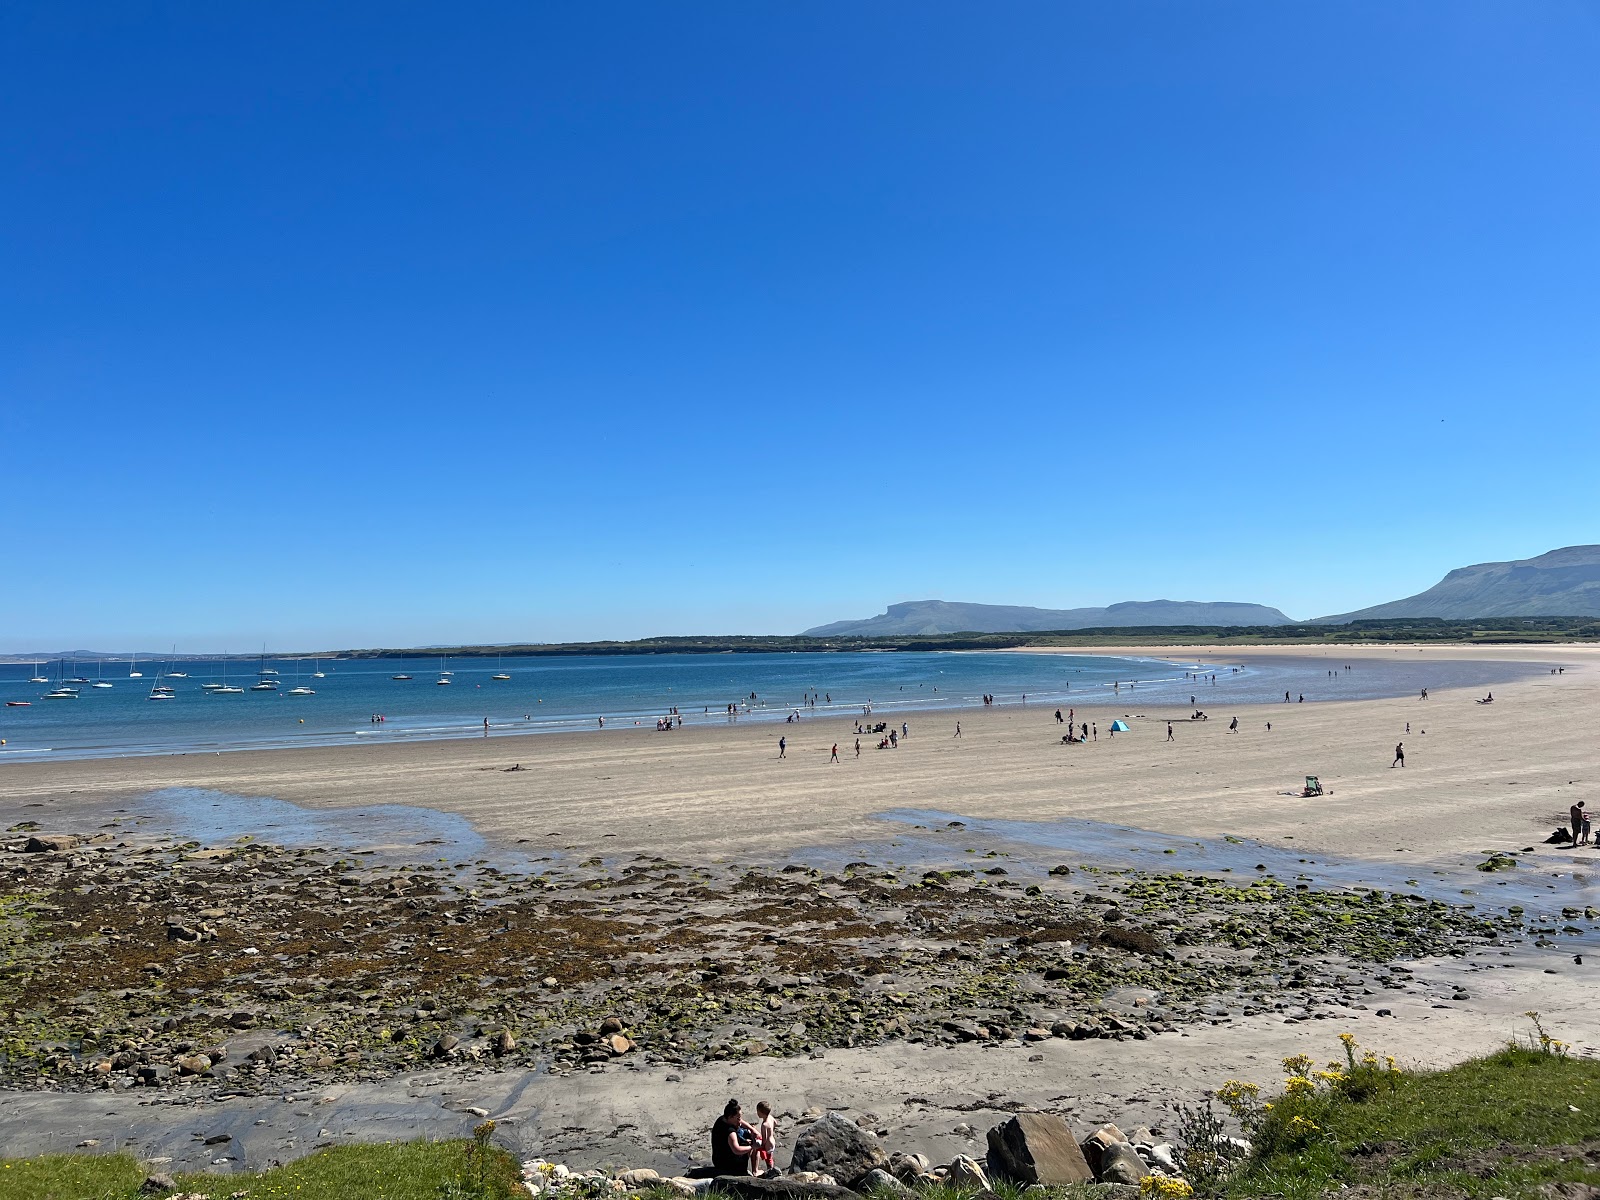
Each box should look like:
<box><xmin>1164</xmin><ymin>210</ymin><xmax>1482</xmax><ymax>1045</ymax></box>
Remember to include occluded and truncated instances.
<box><xmin>4</xmin><ymin>2</ymin><xmax>1597</xmax><ymax>650</ymax></box>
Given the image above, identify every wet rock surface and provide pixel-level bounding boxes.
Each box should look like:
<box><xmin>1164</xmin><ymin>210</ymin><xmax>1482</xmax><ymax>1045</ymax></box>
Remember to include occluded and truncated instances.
<box><xmin>0</xmin><ymin>821</ymin><xmax>1541</xmax><ymax>1096</ymax></box>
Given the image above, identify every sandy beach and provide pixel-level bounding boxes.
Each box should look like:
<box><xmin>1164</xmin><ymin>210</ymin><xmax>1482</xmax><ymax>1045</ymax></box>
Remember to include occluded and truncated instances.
<box><xmin>5</xmin><ymin>643</ymin><xmax>1596</xmax><ymax>863</ymax></box>
<box><xmin>3</xmin><ymin>642</ymin><xmax>1598</xmax><ymax>1173</ymax></box>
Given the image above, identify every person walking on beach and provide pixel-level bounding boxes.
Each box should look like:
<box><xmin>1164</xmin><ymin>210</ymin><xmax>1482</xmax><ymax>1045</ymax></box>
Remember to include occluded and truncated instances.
<box><xmin>1166</xmin><ymin>722</ymin><xmax>1175</xmax><ymax>741</ymax></box>
<box><xmin>855</xmin><ymin>738</ymin><xmax>861</xmax><ymax>757</ymax></box>
<box><xmin>954</xmin><ymin>722</ymin><xmax>961</xmax><ymax>737</ymax></box>
<box><xmin>1228</xmin><ymin>716</ymin><xmax>1238</xmax><ymax>733</ymax></box>
<box><xmin>830</xmin><ymin>743</ymin><xmax>839</xmax><ymax>763</ymax></box>
<box><xmin>1392</xmin><ymin>741</ymin><xmax>1405</xmax><ymax>768</ymax></box>
<box><xmin>1285</xmin><ymin>691</ymin><xmax>1291</xmax><ymax>703</ymax></box>
<box><xmin>778</xmin><ymin>736</ymin><xmax>786</xmax><ymax>759</ymax></box>
<box><xmin>1091</xmin><ymin>723</ymin><xmax>1098</xmax><ymax>741</ymax></box>
<box><xmin>1571</xmin><ymin>800</ymin><xmax>1585</xmax><ymax>845</ymax></box>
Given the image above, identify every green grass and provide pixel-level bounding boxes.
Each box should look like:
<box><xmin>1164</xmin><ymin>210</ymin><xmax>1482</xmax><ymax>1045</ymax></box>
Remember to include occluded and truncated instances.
<box><xmin>5</xmin><ymin>1049</ymin><xmax>1600</xmax><ymax>1200</ymax></box>
<box><xmin>0</xmin><ymin>1139</ymin><xmax>522</xmax><ymax>1200</ymax></box>
<box><xmin>1225</xmin><ymin>1045</ymin><xmax>1600</xmax><ymax>1200</ymax></box>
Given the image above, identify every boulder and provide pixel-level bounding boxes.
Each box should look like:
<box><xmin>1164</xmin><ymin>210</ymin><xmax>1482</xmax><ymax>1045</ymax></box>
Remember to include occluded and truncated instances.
<box><xmin>945</xmin><ymin>1155</ymin><xmax>990</xmax><ymax>1191</ymax></box>
<box><xmin>710</xmin><ymin>1178</ymin><xmax>858</xmax><ymax>1200</ymax></box>
<box><xmin>860</xmin><ymin>1169</ymin><xmax>915</xmax><ymax>1196</ymax></box>
<box><xmin>140</xmin><ymin>1174</ymin><xmax>177</xmax><ymax>1195</ymax></box>
<box><xmin>1079</xmin><ymin>1124</ymin><xmax>1128</xmax><ymax>1177</ymax></box>
<box><xmin>618</xmin><ymin>1169</ymin><xmax>663</xmax><ymax>1188</ymax></box>
<box><xmin>428</xmin><ymin>1034</ymin><xmax>459</xmax><ymax>1059</ymax></box>
<box><xmin>789</xmin><ymin>1112</ymin><xmax>888</xmax><ymax>1189</ymax></box>
<box><xmin>1098</xmin><ymin>1144</ymin><xmax>1149</xmax><ymax>1186</ymax></box>
<box><xmin>23</xmin><ymin>834</ymin><xmax>77</xmax><ymax>853</ymax></box>
<box><xmin>888</xmin><ymin>1152</ymin><xmax>929</xmax><ymax>1183</ymax></box>
<box><xmin>173</xmin><ymin>1054</ymin><xmax>212</xmax><ymax>1076</ymax></box>
<box><xmin>986</xmin><ymin>1114</ymin><xmax>1094</xmax><ymax>1185</ymax></box>
<box><xmin>494</xmin><ymin>1030</ymin><xmax>517</xmax><ymax>1057</ymax></box>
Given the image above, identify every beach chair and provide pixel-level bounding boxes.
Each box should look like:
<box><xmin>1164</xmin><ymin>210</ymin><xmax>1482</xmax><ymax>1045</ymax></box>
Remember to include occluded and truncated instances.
<box><xmin>1302</xmin><ymin>776</ymin><xmax>1324</xmax><ymax>797</ymax></box>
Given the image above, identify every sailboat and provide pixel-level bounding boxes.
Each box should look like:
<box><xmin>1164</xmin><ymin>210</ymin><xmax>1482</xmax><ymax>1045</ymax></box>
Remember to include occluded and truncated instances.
<box><xmin>257</xmin><ymin>645</ymin><xmax>279</xmax><ymax>676</ymax></box>
<box><xmin>436</xmin><ymin>656</ymin><xmax>451</xmax><ymax>685</ymax></box>
<box><xmin>491</xmin><ymin>655</ymin><xmax>511</xmax><ymax>681</ymax></box>
<box><xmin>91</xmin><ymin>660</ymin><xmax>114</xmax><ymax>688</ymax></box>
<box><xmin>165</xmin><ymin>646</ymin><xmax>187</xmax><ymax>678</ymax></box>
<box><xmin>287</xmin><ymin>659</ymin><xmax>315</xmax><ymax>695</ymax></box>
<box><xmin>45</xmin><ymin>661</ymin><xmax>78</xmax><ymax>699</ymax></box>
<box><xmin>65</xmin><ymin>660</ymin><xmax>90</xmax><ymax>684</ymax></box>
<box><xmin>311</xmin><ymin>657</ymin><xmax>325</xmax><ymax>679</ymax></box>
<box><xmin>128</xmin><ymin>652</ymin><xmax>142</xmax><ymax>679</ymax></box>
<box><xmin>148</xmin><ymin>656</ymin><xmax>175</xmax><ymax>700</ymax></box>
<box><xmin>211</xmin><ymin>660</ymin><xmax>244</xmax><ymax>694</ymax></box>
<box><xmin>28</xmin><ymin>662</ymin><xmax>48</xmax><ymax>684</ymax></box>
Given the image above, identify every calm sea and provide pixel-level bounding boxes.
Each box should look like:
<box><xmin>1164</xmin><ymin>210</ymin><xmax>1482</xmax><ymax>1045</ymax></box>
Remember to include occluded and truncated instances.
<box><xmin>0</xmin><ymin>650</ymin><xmax>1548</xmax><ymax>762</ymax></box>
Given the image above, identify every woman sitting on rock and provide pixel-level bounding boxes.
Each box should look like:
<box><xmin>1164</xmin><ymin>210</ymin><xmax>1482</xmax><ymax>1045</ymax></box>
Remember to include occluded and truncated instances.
<box><xmin>711</xmin><ymin>1099</ymin><xmax>760</xmax><ymax>1176</ymax></box>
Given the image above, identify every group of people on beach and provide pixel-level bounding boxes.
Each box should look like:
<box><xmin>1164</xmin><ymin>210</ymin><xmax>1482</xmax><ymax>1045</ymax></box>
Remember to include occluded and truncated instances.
<box><xmin>710</xmin><ymin>1099</ymin><xmax>777</xmax><ymax>1176</ymax></box>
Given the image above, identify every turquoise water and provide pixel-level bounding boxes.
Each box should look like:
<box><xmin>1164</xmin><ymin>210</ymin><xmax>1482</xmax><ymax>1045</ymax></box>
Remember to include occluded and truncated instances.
<box><xmin>0</xmin><ymin>650</ymin><xmax>1546</xmax><ymax>762</ymax></box>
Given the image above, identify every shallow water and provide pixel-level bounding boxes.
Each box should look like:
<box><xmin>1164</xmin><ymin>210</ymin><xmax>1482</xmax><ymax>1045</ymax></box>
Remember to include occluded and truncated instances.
<box><xmin>114</xmin><ymin>786</ymin><xmax>538</xmax><ymax>871</ymax></box>
<box><xmin>869</xmin><ymin>807</ymin><xmax>1600</xmax><ymax>944</ymax></box>
<box><xmin>0</xmin><ymin>649</ymin><xmax>1552</xmax><ymax>762</ymax></box>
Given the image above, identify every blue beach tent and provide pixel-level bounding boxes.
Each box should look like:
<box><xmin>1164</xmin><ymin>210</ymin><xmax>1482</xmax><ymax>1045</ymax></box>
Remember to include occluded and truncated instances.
<box><xmin>1109</xmin><ymin>720</ymin><xmax>1130</xmax><ymax>732</ymax></box>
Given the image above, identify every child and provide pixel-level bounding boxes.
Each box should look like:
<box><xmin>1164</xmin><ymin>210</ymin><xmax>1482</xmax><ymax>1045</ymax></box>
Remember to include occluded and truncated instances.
<box><xmin>754</xmin><ymin>1101</ymin><xmax>777</xmax><ymax>1174</ymax></box>
<box><xmin>1584</xmin><ymin>805</ymin><xmax>1593</xmax><ymax>847</ymax></box>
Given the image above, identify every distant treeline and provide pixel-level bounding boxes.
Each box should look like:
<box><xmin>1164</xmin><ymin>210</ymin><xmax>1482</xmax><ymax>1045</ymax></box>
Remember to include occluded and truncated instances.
<box><xmin>316</xmin><ymin>615</ymin><xmax>1600</xmax><ymax>660</ymax></box>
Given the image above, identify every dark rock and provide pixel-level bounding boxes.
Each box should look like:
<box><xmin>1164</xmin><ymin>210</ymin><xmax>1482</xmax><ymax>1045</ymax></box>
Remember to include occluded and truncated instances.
<box><xmin>428</xmin><ymin>1034</ymin><xmax>459</xmax><ymax>1059</ymax></box>
<box><xmin>986</xmin><ymin>1113</ymin><xmax>1094</xmax><ymax>1185</ymax></box>
<box><xmin>24</xmin><ymin>834</ymin><xmax>78</xmax><ymax>853</ymax></box>
<box><xmin>710</xmin><ymin>1178</ymin><xmax>859</xmax><ymax>1200</ymax></box>
<box><xmin>228</xmin><ymin>1012</ymin><xmax>257</xmax><ymax>1029</ymax></box>
<box><xmin>140</xmin><ymin>1173</ymin><xmax>177</xmax><ymax>1194</ymax></box>
<box><xmin>599</xmin><ymin>1015</ymin><xmax>627</xmax><ymax>1035</ymax></box>
<box><xmin>790</xmin><ymin>1111</ymin><xmax>889</xmax><ymax>1189</ymax></box>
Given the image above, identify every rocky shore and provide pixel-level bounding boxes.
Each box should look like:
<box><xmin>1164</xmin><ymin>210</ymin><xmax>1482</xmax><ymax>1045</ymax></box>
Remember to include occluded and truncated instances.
<box><xmin>1</xmin><ymin>819</ymin><xmax>1532</xmax><ymax>1098</ymax></box>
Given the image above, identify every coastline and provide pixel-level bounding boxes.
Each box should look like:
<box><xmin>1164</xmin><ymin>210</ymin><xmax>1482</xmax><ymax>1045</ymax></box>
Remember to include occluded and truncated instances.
<box><xmin>3</xmin><ymin>643</ymin><xmax>1598</xmax><ymax>1172</ymax></box>
<box><xmin>2</xmin><ymin>644</ymin><xmax>1594</xmax><ymax>864</ymax></box>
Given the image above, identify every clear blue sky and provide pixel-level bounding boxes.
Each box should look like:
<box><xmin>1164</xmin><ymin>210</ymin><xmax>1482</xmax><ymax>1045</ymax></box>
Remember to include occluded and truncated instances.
<box><xmin>4</xmin><ymin>3</ymin><xmax>1597</xmax><ymax>650</ymax></box>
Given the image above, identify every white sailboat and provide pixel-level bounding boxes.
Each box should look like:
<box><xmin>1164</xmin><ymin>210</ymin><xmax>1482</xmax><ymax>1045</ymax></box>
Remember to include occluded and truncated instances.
<box><xmin>128</xmin><ymin>652</ymin><xmax>142</xmax><ymax>679</ymax></box>
<box><xmin>28</xmin><ymin>661</ymin><xmax>48</xmax><ymax>684</ymax></box>
<box><xmin>491</xmin><ymin>655</ymin><xmax>511</xmax><ymax>681</ymax></box>
<box><xmin>287</xmin><ymin>659</ymin><xmax>315</xmax><ymax>695</ymax></box>
<box><xmin>45</xmin><ymin>661</ymin><xmax>78</xmax><ymax>698</ymax></box>
<box><xmin>436</xmin><ymin>655</ymin><xmax>451</xmax><ymax>685</ymax></box>
<box><xmin>91</xmin><ymin>660</ymin><xmax>114</xmax><ymax>688</ymax></box>
<box><xmin>148</xmin><ymin>656</ymin><xmax>175</xmax><ymax>700</ymax></box>
<box><xmin>210</xmin><ymin>660</ymin><xmax>243</xmax><ymax>694</ymax></box>
<box><xmin>311</xmin><ymin>657</ymin><xmax>325</xmax><ymax>679</ymax></box>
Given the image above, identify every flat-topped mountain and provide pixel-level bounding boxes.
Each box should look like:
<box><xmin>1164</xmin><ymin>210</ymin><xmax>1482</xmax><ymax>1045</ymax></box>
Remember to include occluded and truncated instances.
<box><xmin>803</xmin><ymin>599</ymin><xmax>1295</xmax><ymax>637</ymax></box>
<box><xmin>1316</xmin><ymin>545</ymin><xmax>1600</xmax><ymax>622</ymax></box>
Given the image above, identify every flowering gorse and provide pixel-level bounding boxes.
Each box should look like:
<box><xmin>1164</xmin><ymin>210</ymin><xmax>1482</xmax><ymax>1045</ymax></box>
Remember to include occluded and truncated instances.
<box><xmin>1141</xmin><ymin>1174</ymin><xmax>1196</xmax><ymax>1199</ymax></box>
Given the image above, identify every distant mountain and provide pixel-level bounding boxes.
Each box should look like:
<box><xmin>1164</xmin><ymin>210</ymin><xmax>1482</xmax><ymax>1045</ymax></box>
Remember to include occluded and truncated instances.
<box><xmin>1316</xmin><ymin>545</ymin><xmax>1600</xmax><ymax>623</ymax></box>
<box><xmin>803</xmin><ymin>599</ymin><xmax>1296</xmax><ymax>637</ymax></box>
